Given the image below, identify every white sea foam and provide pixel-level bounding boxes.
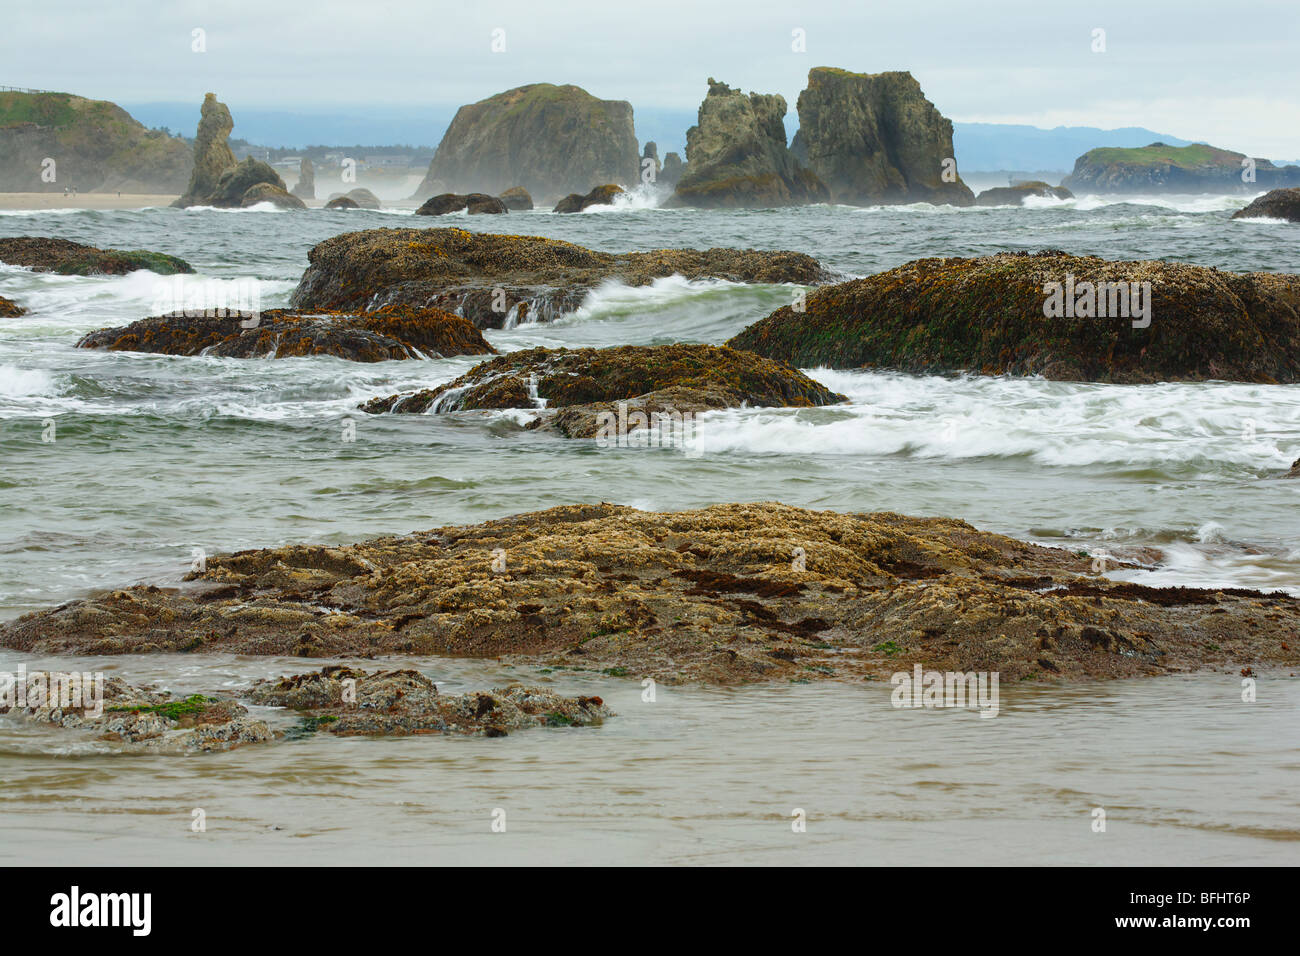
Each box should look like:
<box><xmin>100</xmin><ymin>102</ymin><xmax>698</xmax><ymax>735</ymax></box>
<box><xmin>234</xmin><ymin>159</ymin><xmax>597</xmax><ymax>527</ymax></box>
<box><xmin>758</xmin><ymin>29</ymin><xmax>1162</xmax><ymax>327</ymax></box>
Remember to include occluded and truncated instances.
<box><xmin>0</xmin><ymin>365</ymin><xmax>58</xmax><ymax>398</ymax></box>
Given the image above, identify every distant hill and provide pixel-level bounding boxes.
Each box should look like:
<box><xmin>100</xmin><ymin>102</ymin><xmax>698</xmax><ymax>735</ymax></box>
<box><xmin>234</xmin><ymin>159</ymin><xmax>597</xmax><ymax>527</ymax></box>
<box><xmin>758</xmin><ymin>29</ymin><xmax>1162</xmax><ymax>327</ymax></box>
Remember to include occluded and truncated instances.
<box><xmin>951</xmin><ymin>123</ymin><xmax>1193</xmax><ymax>173</ymax></box>
<box><xmin>0</xmin><ymin>90</ymin><xmax>191</xmax><ymax>192</ymax></box>
<box><xmin>1062</xmin><ymin>142</ymin><xmax>1300</xmax><ymax>193</ymax></box>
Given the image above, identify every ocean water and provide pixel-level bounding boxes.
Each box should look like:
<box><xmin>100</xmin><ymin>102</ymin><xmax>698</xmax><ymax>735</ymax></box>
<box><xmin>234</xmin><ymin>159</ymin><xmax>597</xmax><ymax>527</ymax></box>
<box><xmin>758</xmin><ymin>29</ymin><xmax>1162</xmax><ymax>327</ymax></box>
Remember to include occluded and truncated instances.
<box><xmin>1</xmin><ymin>192</ymin><xmax>1298</xmax><ymax>864</ymax></box>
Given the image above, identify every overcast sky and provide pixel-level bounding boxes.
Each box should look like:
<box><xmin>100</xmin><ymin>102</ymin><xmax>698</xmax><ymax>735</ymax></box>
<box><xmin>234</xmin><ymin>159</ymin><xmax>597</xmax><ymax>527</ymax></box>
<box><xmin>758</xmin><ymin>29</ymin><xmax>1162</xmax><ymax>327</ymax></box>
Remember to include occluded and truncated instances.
<box><xmin>10</xmin><ymin>0</ymin><xmax>1300</xmax><ymax>157</ymax></box>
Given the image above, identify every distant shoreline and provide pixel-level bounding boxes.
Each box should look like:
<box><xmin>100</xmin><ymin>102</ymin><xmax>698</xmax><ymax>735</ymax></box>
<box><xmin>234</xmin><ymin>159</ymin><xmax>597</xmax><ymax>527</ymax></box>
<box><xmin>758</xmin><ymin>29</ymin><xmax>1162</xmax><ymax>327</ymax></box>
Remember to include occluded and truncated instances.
<box><xmin>0</xmin><ymin>192</ymin><xmax>178</xmax><ymax>211</ymax></box>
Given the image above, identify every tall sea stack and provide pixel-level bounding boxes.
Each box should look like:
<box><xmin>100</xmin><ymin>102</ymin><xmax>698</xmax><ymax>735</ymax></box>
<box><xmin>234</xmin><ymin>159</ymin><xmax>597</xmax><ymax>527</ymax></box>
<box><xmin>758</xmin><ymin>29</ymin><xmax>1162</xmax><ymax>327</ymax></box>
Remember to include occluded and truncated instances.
<box><xmin>172</xmin><ymin>93</ymin><xmax>237</xmax><ymax>208</ymax></box>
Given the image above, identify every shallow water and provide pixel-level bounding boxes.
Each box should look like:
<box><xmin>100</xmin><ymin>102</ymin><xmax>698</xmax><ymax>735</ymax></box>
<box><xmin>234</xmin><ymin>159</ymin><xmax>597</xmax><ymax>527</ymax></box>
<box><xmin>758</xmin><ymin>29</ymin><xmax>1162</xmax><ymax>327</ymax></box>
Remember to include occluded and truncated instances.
<box><xmin>1</xmin><ymin>193</ymin><xmax>1298</xmax><ymax>863</ymax></box>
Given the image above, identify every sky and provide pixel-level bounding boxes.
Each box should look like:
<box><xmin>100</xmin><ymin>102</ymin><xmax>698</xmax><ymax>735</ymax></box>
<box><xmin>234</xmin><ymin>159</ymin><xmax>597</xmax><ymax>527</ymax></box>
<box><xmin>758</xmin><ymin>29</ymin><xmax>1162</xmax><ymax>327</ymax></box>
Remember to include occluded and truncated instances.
<box><xmin>7</xmin><ymin>0</ymin><xmax>1300</xmax><ymax>158</ymax></box>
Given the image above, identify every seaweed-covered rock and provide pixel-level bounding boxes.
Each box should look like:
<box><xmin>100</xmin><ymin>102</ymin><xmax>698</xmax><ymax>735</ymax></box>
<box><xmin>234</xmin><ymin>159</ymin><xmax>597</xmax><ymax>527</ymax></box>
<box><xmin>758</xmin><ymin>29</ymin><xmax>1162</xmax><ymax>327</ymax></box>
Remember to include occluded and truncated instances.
<box><xmin>975</xmin><ymin>181</ymin><xmax>1073</xmax><ymax>206</ymax></box>
<box><xmin>412</xmin><ymin>83</ymin><xmax>639</xmax><ymax>200</ymax></box>
<box><xmin>324</xmin><ymin>196</ymin><xmax>360</xmax><ymax>210</ymax></box>
<box><xmin>791</xmin><ymin>67</ymin><xmax>975</xmax><ymax>207</ymax></box>
<box><xmin>0</xmin><ymin>295</ymin><xmax>25</xmax><ymax>317</ymax></box>
<box><xmin>415</xmin><ymin>192</ymin><xmax>508</xmax><ymax>216</ymax></box>
<box><xmin>0</xmin><ymin>236</ymin><xmax>192</xmax><ymax>275</ymax></box>
<box><xmin>76</xmin><ymin>304</ymin><xmax>495</xmax><ymax>362</ymax></box>
<box><xmin>289</xmin><ymin>227</ymin><xmax>830</xmax><ymax>328</ymax></box>
<box><xmin>359</xmin><ymin>344</ymin><xmax>846</xmax><ymax>416</ymax></box>
<box><xmin>728</xmin><ymin>251</ymin><xmax>1300</xmax><ymax>383</ymax></box>
<box><xmin>553</xmin><ymin>184</ymin><xmax>623</xmax><ymax>213</ymax></box>
<box><xmin>240</xmin><ymin>181</ymin><xmax>307</xmax><ymax>209</ymax></box>
<box><xmin>291</xmin><ymin>157</ymin><xmax>315</xmax><ymax>199</ymax></box>
<box><xmin>171</xmin><ymin>93</ymin><xmax>238</xmax><ymax>207</ymax></box>
<box><xmin>249</xmin><ymin>667</ymin><xmax>611</xmax><ymax>737</ymax></box>
<box><xmin>1232</xmin><ymin>188</ymin><xmax>1300</xmax><ymax>222</ymax></box>
<box><xmin>674</xmin><ymin>78</ymin><xmax>827</xmax><ymax>208</ymax></box>
<box><xmin>498</xmin><ymin>186</ymin><xmax>533</xmax><ymax>210</ymax></box>
<box><xmin>3</xmin><ymin>502</ymin><xmax>1295</xmax><ymax>686</ymax></box>
<box><xmin>0</xmin><ymin>677</ymin><xmax>272</xmax><ymax>753</ymax></box>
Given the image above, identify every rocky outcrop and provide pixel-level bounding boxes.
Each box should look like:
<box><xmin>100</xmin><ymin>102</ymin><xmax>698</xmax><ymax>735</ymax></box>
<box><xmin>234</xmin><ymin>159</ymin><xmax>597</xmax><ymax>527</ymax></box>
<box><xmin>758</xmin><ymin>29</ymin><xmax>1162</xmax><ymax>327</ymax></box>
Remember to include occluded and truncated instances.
<box><xmin>553</xmin><ymin>184</ymin><xmax>623</xmax><ymax>212</ymax></box>
<box><xmin>172</xmin><ymin>93</ymin><xmax>238</xmax><ymax>207</ymax></box>
<box><xmin>642</xmin><ymin>142</ymin><xmax>661</xmax><ymax>175</ymax></box>
<box><xmin>208</xmin><ymin>158</ymin><xmax>287</xmax><ymax>207</ymax></box>
<box><xmin>975</xmin><ymin>181</ymin><xmax>1073</xmax><ymax>206</ymax></box>
<box><xmin>674</xmin><ymin>79</ymin><xmax>827</xmax><ymax>208</ymax></box>
<box><xmin>240</xmin><ymin>181</ymin><xmax>306</xmax><ymax>209</ymax></box>
<box><xmin>0</xmin><ymin>295</ymin><xmax>25</xmax><ymax>317</ymax></box>
<box><xmin>498</xmin><ymin>186</ymin><xmax>533</xmax><ymax>210</ymax></box>
<box><xmin>76</xmin><ymin>305</ymin><xmax>495</xmax><ymax>362</ymax></box>
<box><xmin>289</xmin><ymin>227</ymin><xmax>832</xmax><ymax>328</ymax></box>
<box><xmin>0</xmin><ymin>677</ymin><xmax>271</xmax><ymax>754</ymax></box>
<box><xmin>1062</xmin><ymin>142</ymin><xmax>1300</xmax><ymax>194</ymax></box>
<box><xmin>324</xmin><ymin>196</ymin><xmax>359</xmax><ymax>209</ymax></box>
<box><xmin>359</xmin><ymin>344</ymin><xmax>846</xmax><ymax>418</ymax></box>
<box><xmin>291</xmin><ymin>157</ymin><xmax>315</xmax><ymax>199</ymax></box>
<box><xmin>413</xmin><ymin>83</ymin><xmax>639</xmax><ymax>201</ymax></box>
<box><xmin>250</xmin><ymin>667</ymin><xmax>611</xmax><ymax>737</ymax></box>
<box><xmin>0</xmin><ymin>237</ymin><xmax>192</xmax><ymax>275</ymax></box>
<box><xmin>0</xmin><ymin>90</ymin><xmax>191</xmax><ymax>193</ymax></box>
<box><xmin>660</xmin><ymin>152</ymin><xmax>685</xmax><ymax>188</ymax></box>
<box><xmin>1286</xmin><ymin>458</ymin><xmax>1300</xmax><ymax>478</ymax></box>
<box><xmin>339</xmin><ymin>187</ymin><xmax>380</xmax><ymax>209</ymax></box>
<box><xmin>1232</xmin><ymin>188</ymin><xmax>1300</xmax><ymax>222</ymax></box>
<box><xmin>728</xmin><ymin>251</ymin><xmax>1300</xmax><ymax>383</ymax></box>
<box><xmin>415</xmin><ymin>192</ymin><xmax>508</xmax><ymax>216</ymax></box>
<box><xmin>2</xmin><ymin>501</ymin><xmax>1294</xmax><ymax>685</ymax></box>
<box><xmin>790</xmin><ymin>67</ymin><xmax>974</xmax><ymax>206</ymax></box>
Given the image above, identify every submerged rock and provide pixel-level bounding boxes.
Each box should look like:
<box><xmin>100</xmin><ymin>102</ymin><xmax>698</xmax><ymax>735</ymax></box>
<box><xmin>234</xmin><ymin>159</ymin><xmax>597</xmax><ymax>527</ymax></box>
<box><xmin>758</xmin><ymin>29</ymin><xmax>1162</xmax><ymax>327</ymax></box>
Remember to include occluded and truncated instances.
<box><xmin>0</xmin><ymin>676</ymin><xmax>272</xmax><ymax>753</ymax></box>
<box><xmin>250</xmin><ymin>666</ymin><xmax>612</xmax><ymax>737</ymax></box>
<box><xmin>171</xmin><ymin>93</ymin><xmax>238</xmax><ymax>208</ymax></box>
<box><xmin>0</xmin><ymin>295</ymin><xmax>25</xmax><ymax>317</ymax></box>
<box><xmin>412</xmin><ymin>83</ymin><xmax>639</xmax><ymax>201</ymax></box>
<box><xmin>288</xmin><ymin>227</ymin><xmax>831</xmax><ymax>328</ymax></box>
<box><xmin>975</xmin><ymin>181</ymin><xmax>1073</xmax><ymax>206</ymax></box>
<box><xmin>674</xmin><ymin>78</ymin><xmax>827</xmax><ymax>208</ymax></box>
<box><xmin>2</xmin><ymin>502</ymin><xmax>1294</xmax><ymax>685</ymax></box>
<box><xmin>727</xmin><ymin>250</ymin><xmax>1300</xmax><ymax>383</ymax></box>
<box><xmin>76</xmin><ymin>304</ymin><xmax>496</xmax><ymax>362</ymax></box>
<box><xmin>791</xmin><ymin>67</ymin><xmax>975</xmax><ymax>206</ymax></box>
<box><xmin>359</xmin><ymin>344</ymin><xmax>846</xmax><ymax>416</ymax></box>
<box><xmin>240</xmin><ymin>181</ymin><xmax>307</xmax><ymax>209</ymax></box>
<box><xmin>0</xmin><ymin>236</ymin><xmax>192</xmax><ymax>275</ymax></box>
<box><xmin>498</xmin><ymin>186</ymin><xmax>533</xmax><ymax>210</ymax></box>
<box><xmin>553</xmin><ymin>184</ymin><xmax>623</xmax><ymax>212</ymax></box>
<box><xmin>415</xmin><ymin>192</ymin><xmax>508</xmax><ymax>216</ymax></box>
<box><xmin>1232</xmin><ymin>188</ymin><xmax>1300</xmax><ymax>222</ymax></box>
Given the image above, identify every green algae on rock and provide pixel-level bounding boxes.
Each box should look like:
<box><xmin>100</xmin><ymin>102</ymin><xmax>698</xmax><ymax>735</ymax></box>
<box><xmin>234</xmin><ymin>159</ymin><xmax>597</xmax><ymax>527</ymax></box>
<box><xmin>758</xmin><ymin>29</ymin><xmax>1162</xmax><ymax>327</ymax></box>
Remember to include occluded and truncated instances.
<box><xmin>76</xmin><ymin>304</ymin><xmax>496</xmax><ymax>362</ymax></box>
<box><xmin>0</xmin><ymin>236</ymin><xmax>192</xmax><ymax>275</ymax></box>
<box><xmin>288</xmin><ymin>226</ymin><xmax>832</xmax><ymax>328</ymax></box>
<box><xmin>727</xmin><ymin>250</ymin><xmax>1300</xmax><ymax>383</ymax></box>
<box><xmin>1</xmin><ymin>502</ymin><xmax>1294</xmax><ymax>686</ymax></box>
<box><xmin>358</xmin><ymin>344</ymin><xmax>845</xmax><ymax>418</ymax></box>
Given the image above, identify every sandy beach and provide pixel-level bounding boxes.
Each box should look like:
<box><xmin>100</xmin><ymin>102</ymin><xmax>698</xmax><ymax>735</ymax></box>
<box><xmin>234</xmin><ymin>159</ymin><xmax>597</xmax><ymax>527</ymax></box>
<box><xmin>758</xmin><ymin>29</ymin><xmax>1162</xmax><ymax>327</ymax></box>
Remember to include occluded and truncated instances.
<box><xmin>0</xmin><ymin>192</ymin><xmax>178</xmax><ymax>211</ymax></box>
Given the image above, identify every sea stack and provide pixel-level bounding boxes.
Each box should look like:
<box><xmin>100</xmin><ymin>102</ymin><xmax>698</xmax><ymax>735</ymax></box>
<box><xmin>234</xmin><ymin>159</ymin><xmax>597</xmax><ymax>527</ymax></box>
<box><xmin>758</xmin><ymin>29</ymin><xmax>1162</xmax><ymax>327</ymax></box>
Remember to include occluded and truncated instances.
<box><xmin>790</xmin><ymin>67</ymin><xmax>974</xmax><ymax>206</ymax></box>
<box><xmin>412</xmin><ymin>84</ymin><xmax>639</xmax><ymax>201</ymax></box>
<box><xmin>673</xmin><ymin>78</ymin><xmax>827</xmax><ymax>208</ymax></box>
<box><xmin>172</xmin><ymin>93</ymin><xmax>237</xmax><ymax>207</ymax></box>
<box><xmin>291</xmin><ymin>157</ymin><xmax>315</xmax><ymax>199</ymax></box>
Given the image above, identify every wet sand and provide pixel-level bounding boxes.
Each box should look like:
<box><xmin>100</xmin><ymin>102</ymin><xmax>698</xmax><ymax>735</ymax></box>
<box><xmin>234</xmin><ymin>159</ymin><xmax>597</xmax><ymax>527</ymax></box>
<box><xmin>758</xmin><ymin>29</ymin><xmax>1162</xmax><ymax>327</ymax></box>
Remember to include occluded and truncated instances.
<box><xmin>0</xmin><ymin>192</ymin><xmax>178</xmax><ymax>211</ymax></box>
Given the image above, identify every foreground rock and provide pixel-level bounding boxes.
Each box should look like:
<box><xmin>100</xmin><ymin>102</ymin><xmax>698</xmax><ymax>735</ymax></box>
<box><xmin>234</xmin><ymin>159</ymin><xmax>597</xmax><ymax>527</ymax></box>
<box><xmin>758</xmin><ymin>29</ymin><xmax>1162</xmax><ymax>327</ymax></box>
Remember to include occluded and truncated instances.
<box><xmin>289</xmin><ymin>227</ymin><xmax>832</xmax><ymax>328</ymax></box>
<box><xmin>0</xmin><ymin>295</ymin><xmax>24</xmax><ymax>317</ymax></box>
<box><xmin>1232</xmin><ymin>188</ymin><xmax>1300</xmax><ymax>222</ymax></box>
<box><xmin>674</xmin><ymin>78</ymin><xmax>827</xmax><ymax>208</ymax></box>
<box><xmin>0</xmin><ymin>237</ymin><xmax>192</xmax><ymax>275</ymax></box>
<box><xmin>1062</xmin><ymin>142</ymin><xmax>1300</xmax><ymax>194</ymax></box>
<box><xmin>76</xmin><ymin>305</ymin><xmax>495</xmax><ymax>362</ymax></box>
<box><xmin>415</xmin><ymin>192</ymin><xmax>508</xmax><ymax>216</ymax></box>
<box><xmin>791</xmin><ymin>67</ymin><xmax>975</xmax><ymax>207</ymax></box>
<box><xmin>0</xmin><ymin>677</ymin><xmax>271</xmax><ymax>753</ymax></box>
<box><xmin>975</xmin><ymin>181</ymin><xmax>1073</xmax><ymax>206</ymax></box>
<box><xmin>553</xmin><ymin>184</ymin><xmax>623</xmax><ymax>213</ymax></box>
<box><xmin>359</xmin><ymin>344</ymin><xmax>846</xmax><ymax>422</ymax></box>
<box><xmin>412</xmin><ymin>83</ymin><xmax>639</xmax><ymax>201</ymax></box>
<box><xmin>728</xmin><ymin>250</ymin><xmax>1300</xmax><ymax>383</ymax></box>
<box><xmin>250</xmin><ymin>667</ymin><xmax>611</xmax><ymax>736</ymax></box>
<box><xmin>2</xmin><ymin>502</ymin><xmax>1294</xmax><ymax>685</ymax></box>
